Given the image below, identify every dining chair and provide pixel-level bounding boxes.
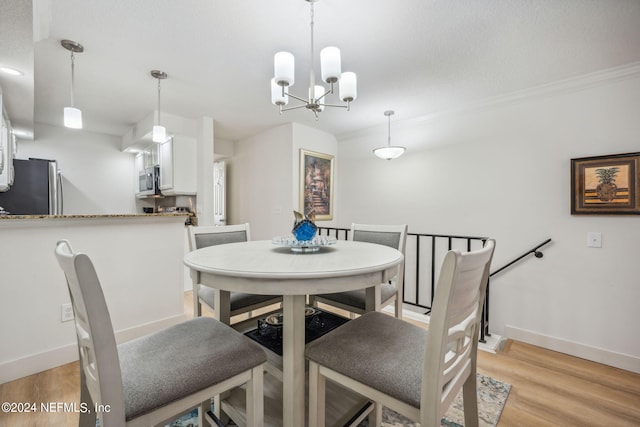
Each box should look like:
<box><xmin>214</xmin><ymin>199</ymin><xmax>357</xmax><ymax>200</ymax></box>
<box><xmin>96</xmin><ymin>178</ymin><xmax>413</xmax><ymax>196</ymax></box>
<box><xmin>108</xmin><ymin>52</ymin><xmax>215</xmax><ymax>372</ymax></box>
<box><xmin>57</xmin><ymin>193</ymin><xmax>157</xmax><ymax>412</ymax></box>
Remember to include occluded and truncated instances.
<box><xmin>306</xmin><ymin>239</ymin><xmax>496</xmax><ymax>427</ymax></box>
<box><xmin>309</xmin><ymin>223</ymin><xmax>408</xmax><ymax>318</ymax></box>
<box><xmin>55</xmin><ymin>239</ymin><xmax>266</xmax><ymax>427</ymax></box>
<box><xmin>188</xmin><ymin>224</ymin><xmax>282</xmax><ymax>325</ymax></box>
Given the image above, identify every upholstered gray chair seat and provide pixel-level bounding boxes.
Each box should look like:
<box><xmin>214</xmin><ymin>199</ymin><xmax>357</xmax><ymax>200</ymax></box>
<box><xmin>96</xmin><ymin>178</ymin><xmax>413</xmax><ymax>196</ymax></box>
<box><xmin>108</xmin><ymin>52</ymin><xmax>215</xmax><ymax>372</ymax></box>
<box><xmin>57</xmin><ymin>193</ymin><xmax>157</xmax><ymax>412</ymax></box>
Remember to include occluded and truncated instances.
<box><xmin>305</xmin><ymin>311</ymin><xmax>426</xmax><ymax>408</ymax></box>
<box><xmin>197</xmin><ymin>286</ymin><xmax>278</xmax><ymax>311</ymax></box>
<box><xmin>314</xmin><ymin>283</ymin><xmax>398</xmax><ymax>310</ymax></box>
<box><xmin>307</xmin><ymin>240</ymin><xmax>495</xmax><ymax>427</ymax></box>
<box><xmin>119</xmin><ymin>317</ymin><xmax>267</xmax><ymax>420</ymax></box>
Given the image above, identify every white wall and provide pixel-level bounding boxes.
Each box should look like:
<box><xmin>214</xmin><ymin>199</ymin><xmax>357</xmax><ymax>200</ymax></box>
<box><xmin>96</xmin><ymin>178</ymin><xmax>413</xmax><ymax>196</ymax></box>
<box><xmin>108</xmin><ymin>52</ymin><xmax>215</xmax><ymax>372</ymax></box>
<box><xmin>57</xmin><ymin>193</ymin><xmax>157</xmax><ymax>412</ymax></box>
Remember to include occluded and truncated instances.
<box><xmin>195</xmin><ymin>117</ymin><xmax>215</xmax><ymax>226</ymax></box>
<box><xmin>228</xmin><ymin>123</ymin><xmax>292</xmax><ymax>240</ymax></box>
<box><xmin>214</xmin><ymin>137</ymin><xmax>235</xmax><ymax>159</ymax></box>
<box><xmin>18</xmin><ymin>123</ymin><xmax>137</xmax><ymax>214</ymax></box>
<box><xmin>0</xmin><ymin>216</ymin><xmax>187</xmax><ymax>384</ymax></box>
<box><xmin>337</xmin><ymin>72</ymin><xmax>640</xmax><ymax>372</ymax></box>
<box><xmin>228</xmin><ymin>122</ymin><xmax>338</xmax><ymax>240</ymax></box>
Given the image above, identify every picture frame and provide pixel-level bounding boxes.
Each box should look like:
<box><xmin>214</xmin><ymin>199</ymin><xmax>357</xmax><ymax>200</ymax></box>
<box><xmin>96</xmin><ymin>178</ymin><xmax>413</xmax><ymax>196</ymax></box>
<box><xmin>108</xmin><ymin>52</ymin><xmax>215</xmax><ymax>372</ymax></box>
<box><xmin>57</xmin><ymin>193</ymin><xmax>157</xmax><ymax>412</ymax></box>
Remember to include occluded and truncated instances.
<box><xmin>571</xmin><ymin>152</ymin><xmax>640</xmax><ymax>215</ymax></box>
<box><xmin>300</xmin><ymin>149</ymin><xmax>334</xmax><ymax>221</ymax></box>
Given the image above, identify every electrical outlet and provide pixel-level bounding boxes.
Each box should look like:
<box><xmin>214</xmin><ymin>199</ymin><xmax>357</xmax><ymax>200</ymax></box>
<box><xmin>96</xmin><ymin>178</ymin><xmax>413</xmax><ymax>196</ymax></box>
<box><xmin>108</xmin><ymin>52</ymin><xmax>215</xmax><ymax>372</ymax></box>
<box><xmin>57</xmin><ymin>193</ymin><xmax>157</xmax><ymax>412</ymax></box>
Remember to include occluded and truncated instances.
<box><xmin>61</xmin><ymin>303</ymin><xmax>74</xmax><ymax>322</ymax></box>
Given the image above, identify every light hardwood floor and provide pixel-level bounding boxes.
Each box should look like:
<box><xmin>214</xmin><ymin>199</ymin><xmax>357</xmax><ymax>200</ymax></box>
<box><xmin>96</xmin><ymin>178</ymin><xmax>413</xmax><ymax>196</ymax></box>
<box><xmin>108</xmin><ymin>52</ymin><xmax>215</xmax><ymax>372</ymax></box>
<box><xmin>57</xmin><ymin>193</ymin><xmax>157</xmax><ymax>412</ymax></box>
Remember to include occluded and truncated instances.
<box><xmin>1</xmin><ymin>291</ymin><xmax>638</xmax><ymax>427</ymax></box>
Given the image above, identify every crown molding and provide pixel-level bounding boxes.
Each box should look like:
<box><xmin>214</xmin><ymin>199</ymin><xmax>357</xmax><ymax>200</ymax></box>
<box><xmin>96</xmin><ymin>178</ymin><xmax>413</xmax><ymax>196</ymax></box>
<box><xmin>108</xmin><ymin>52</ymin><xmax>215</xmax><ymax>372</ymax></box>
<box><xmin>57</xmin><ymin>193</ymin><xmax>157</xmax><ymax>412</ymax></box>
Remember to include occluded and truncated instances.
<box><xmin>337</xmin><ymin>62</ymin><xmax>640</xmax><ymax>142</ymax></box>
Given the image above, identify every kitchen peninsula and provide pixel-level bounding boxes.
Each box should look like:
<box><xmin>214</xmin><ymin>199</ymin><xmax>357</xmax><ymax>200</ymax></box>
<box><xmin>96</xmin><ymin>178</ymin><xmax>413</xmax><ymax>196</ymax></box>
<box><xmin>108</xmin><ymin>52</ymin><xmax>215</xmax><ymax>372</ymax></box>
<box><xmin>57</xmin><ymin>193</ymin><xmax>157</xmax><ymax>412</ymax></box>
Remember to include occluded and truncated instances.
<box><xmin>0</xmin><ymin>212</ymin><xmax>192</xmax><ymax>221</ymax></box>
<box><xmin>0</xmin><ymin>213</ymin><xmax>191</xmax><ymax>384</ymax></box>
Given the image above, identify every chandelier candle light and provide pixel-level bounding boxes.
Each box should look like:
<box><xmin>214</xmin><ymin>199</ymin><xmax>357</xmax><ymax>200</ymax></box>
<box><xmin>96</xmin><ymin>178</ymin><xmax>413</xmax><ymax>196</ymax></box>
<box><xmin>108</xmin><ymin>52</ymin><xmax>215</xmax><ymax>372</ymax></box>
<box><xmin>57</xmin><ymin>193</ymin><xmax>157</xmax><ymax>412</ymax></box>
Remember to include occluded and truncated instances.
<box><xmin>61</xmin><ymin>40</ymin><xmax>84</xmax><ymax>129</ymax></box>
<box><xmin>373</xmin><ymin>110</ymin><xmax>406</xmax><ymax>160</ymax></box>
<box><xmin>151</xmin><ymin>70</ymin><xmax>167</xmax><ymax>143</ymax></box>
<box><xmin>271</xmin><ymin>0</ymin><xmax>357</xmax><ymax>119</ymax></box>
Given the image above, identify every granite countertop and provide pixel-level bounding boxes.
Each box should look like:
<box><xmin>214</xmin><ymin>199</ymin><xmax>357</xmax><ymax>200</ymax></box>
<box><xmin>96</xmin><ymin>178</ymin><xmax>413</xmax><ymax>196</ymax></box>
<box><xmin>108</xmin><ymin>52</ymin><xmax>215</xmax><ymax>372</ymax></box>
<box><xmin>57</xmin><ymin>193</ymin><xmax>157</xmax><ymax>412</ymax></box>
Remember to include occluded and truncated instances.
<box><xmin>0</xmin><ymin>213</ymin><xmax>192</xmax><ymax>220</ymax></box>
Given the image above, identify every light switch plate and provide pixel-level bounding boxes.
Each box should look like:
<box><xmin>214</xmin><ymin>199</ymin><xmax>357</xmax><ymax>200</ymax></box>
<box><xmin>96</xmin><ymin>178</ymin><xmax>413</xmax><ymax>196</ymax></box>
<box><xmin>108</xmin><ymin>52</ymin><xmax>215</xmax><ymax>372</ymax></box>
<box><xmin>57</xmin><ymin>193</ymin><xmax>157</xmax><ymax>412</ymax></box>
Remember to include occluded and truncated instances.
<box><xmin>587</xmin><ymin>232</ymin><xmax>602</xmax><ymax>248</ymax></box>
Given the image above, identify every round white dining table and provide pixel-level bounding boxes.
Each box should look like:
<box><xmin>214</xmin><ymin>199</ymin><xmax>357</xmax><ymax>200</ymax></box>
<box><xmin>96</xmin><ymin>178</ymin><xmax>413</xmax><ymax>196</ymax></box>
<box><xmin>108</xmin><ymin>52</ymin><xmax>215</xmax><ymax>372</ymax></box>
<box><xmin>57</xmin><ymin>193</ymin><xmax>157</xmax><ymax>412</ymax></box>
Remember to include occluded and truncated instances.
<box><xmin>184</xmin><ymin>239</ymin><xmax>404</xmax><ymax>427</ymax></box>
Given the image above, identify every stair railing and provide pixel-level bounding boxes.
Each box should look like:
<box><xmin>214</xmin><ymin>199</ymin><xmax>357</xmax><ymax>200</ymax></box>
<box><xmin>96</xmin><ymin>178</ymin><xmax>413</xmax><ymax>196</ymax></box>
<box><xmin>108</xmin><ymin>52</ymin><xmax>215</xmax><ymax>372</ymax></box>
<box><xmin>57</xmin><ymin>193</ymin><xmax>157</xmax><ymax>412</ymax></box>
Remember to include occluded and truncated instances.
<box><xmin>319</xmin><ymin>227</ymin><xmax>552</xmax><ymax>343</ymax></box>
<box><xmin>479</xmin><ymin>238</ymin><xmax>552</xmax><ymax>341</ymax></box>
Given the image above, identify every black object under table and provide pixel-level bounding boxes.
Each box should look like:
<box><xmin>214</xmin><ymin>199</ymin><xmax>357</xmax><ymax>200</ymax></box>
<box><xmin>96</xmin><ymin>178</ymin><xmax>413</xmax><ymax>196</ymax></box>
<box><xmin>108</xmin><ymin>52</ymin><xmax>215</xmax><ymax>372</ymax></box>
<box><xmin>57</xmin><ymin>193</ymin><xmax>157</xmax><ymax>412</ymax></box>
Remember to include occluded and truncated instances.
<box><xmin>244</xmin><ymin>308</ymin><xmax>349</xmax><ymax>356</ymax></box>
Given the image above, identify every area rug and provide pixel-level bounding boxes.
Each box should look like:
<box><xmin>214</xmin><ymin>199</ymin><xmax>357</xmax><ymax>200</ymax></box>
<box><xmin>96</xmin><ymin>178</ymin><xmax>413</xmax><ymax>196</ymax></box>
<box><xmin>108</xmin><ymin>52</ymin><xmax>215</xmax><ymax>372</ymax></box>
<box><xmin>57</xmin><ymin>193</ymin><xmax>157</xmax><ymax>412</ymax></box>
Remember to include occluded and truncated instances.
<box><xmin>358</xmin><ymin>374</ymin><xmax>511</xmax><ymax>427</ymax></box>
<box><xmin>166</xmin><ymin>373</ymin><xmax>510</xmax><ymax>427</ymax></box>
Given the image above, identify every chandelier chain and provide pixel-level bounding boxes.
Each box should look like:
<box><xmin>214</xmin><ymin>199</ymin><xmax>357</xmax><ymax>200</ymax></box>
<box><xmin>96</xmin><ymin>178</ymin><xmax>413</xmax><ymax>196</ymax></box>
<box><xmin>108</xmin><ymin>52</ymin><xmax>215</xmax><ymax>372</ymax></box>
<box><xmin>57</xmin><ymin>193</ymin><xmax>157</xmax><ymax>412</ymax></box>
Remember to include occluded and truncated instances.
<box><xmin>309</xmin><ymin>1</ymin><xmax>315</xmax><ymax>103</ymax></box>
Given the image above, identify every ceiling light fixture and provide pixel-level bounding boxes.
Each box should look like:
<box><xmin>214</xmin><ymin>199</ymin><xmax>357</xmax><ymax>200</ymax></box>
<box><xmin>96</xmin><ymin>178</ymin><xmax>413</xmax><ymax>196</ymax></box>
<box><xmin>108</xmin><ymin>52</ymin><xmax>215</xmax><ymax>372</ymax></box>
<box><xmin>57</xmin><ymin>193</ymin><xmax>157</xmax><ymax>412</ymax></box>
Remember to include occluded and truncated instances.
<box><xmin>271</xmin><ymin>0</ymin><xmax>357</xmax><ymax>119</ymax></box>
<box><xmin>373</xmin><ymin>110</ymin><xmax>406</xmax><ymax>160</ymax></box>
<box><xmin>61</xmin><ymin>39</ymin><xmax>84</xmax><ymax>129</ymax></box>
<box><xmin>150</xmin><ymin>70</ymin><xmax>167</xmax><ymax>143</ymax></box>
<box><xmin>0</xmin><ymin>66</ymin><xmax>23</xmax><ymax>76</ymax></box>
<box><xmin>12</xmin><ymin>128</ymin><xmax>33</xmax><ymax>139</ymax></box>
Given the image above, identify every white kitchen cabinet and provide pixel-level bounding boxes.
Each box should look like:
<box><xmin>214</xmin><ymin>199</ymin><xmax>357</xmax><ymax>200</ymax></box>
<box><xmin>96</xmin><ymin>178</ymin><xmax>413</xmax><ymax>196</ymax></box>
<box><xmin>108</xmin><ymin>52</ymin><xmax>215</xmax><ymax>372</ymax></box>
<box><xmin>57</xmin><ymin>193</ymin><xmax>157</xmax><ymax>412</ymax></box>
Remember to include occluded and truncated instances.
<box><xmin>158</xmin><ymin>136</ymin><xmax>196</xmax><ymax>195</ymax></box>
<box><xmin>134</xmin><ymin>152</ymin><xmax>144</xmax><ymax>174</ymax></box>
<box><xmin>135</xmin><ymin>146</ymin><xmax>159</xmax><ymax>174</ymax></box>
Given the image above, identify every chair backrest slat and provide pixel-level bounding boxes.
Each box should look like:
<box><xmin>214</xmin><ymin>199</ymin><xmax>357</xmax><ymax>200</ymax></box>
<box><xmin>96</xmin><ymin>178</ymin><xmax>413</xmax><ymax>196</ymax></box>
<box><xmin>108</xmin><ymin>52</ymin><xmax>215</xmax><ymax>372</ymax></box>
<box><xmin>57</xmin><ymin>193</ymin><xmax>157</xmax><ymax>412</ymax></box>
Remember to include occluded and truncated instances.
<box><xmin>195</xmin><ymin>230</ymin><xmax>247</xmax><ymax>249</ymax></box>
<box><xmin>420</xmin><ymin>239</ymin><xmax>495</xmax><ymax>425</ymax></box>
<box><xmin>55</xmin><ymin>240</ymin><xmax>126</xmax><ymax>426</ymax></box>
<box><xmin>188</xmin><ymin>224</ymin><xmax>251</xmax><ymax>251</ymax></box>
<box><xmin>349</xmin><ymin>223</ymin><xmax>408</xmax><ymax>254</ymax></box>
<box><xmin>349</xmin><ymin>223</ymin><xmax>408</xmax><ymax>290</ymax></box>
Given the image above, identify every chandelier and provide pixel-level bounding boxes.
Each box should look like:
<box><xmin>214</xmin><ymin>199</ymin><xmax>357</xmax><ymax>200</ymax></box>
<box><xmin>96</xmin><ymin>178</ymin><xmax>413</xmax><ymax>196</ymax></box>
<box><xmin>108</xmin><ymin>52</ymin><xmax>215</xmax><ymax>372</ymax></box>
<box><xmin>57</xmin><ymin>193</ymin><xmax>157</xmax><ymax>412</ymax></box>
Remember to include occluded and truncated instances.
<box><xmin>373</xmin><ymin>111</ymin><xmax>406</xmax><ymax>160</ymax></box>
<box><xmin>271</xmin><ymin>0</ymin><xmax>357</xmax><ymax>119</ymax></box>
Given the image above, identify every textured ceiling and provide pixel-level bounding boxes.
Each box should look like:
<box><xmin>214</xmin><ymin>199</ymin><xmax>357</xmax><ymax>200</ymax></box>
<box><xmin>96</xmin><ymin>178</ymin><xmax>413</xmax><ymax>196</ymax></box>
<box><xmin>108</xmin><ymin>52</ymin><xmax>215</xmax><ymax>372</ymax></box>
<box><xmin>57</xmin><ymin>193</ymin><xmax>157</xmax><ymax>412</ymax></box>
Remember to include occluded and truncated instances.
<box><xmin>0</xmin><ymin>0</ymin><xmax>34</xmax><ymax>135</ymax></box>
<box><xmin>1</xmin><ymin>0</ymin><xmax>640</xmax><ymax>142</ymax></box>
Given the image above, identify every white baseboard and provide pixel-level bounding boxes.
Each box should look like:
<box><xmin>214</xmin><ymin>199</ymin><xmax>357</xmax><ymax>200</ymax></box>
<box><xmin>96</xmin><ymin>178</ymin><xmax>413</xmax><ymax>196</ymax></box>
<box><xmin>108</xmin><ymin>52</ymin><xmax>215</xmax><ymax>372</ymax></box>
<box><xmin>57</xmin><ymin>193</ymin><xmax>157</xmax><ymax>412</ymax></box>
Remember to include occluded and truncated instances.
<box><xmin>0</xmin><ymin>314</ymin><xmax>187</xmax><ymax>385</ymax></box>
<box><xmin>505</xmin><ymin>325</ymin><xmax>640</xmax><ymax>374</ymax></box>
<box><xmin>390</xmin><ymin>305</ymin><xmax>431</xmax><ymax>324</ymax></box>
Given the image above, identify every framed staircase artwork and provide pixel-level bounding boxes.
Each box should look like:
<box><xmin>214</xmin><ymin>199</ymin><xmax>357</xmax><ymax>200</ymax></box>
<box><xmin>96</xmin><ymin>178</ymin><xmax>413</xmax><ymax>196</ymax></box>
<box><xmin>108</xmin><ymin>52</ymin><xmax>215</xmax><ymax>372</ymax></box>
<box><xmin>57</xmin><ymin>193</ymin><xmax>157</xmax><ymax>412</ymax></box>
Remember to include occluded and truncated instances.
<box><xmin>300</xmin><ymin>149</ymin><xmax>334</xmax><ymax>220</ymax></box>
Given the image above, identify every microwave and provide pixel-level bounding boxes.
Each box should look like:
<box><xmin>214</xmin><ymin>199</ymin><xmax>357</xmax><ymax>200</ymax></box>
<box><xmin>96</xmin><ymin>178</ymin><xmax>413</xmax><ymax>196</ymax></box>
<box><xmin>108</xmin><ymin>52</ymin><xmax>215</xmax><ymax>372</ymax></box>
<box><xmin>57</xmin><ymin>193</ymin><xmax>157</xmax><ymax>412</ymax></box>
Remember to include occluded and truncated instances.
<box><xmin>138</xmin><ymin>165</ymin><xmax>161</xmax><ymax>196</ymax></box>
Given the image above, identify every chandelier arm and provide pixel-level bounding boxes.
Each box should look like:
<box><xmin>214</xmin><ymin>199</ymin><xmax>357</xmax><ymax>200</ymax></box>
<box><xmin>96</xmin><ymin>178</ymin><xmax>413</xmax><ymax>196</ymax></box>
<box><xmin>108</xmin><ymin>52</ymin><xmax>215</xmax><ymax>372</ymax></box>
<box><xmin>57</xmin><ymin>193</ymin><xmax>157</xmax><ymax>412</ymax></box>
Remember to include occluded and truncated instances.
<box><xmin>317</xmin><ymin>103</ymin><xmax>349</xmax><ymax>109</ymax></box>
<box><xmin>285</xmin><ymin>93</ymin><xmax>309</xmax><ymax>104</ymax></box>
<box><xmin>280</xmin><ymin>104</ymin><xmax>312</xmax><ymax>112</ymax></box>
<box><xmin>314</xmin><ymin>86</ymin><xmax>333</xmax><ymax>103</ymax></box>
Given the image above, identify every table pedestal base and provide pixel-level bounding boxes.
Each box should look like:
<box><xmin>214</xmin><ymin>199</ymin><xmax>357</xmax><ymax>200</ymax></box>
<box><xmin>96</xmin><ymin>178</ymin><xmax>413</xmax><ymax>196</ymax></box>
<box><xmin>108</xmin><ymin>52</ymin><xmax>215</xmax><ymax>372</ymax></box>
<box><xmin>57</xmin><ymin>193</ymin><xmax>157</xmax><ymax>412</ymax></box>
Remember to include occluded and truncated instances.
<box><xmin>221</xmin><ymin>371</ymin><xmax>369</xmax><ymax>427</ymax></box>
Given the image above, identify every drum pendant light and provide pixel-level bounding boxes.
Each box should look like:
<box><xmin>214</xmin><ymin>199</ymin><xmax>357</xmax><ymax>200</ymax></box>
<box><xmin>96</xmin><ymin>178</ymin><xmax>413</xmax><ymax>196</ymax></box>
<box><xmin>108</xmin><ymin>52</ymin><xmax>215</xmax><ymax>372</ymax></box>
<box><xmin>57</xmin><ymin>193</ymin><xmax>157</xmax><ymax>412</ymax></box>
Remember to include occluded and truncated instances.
<box><xmin>151</xmin><ymin>70</ymin><xmax>168</xmax><ymax>143</ymax></box>
<box><xmin>61</xmin><ymin>40</ymin><xmax>84</xmax><ymax>129</ymax></box>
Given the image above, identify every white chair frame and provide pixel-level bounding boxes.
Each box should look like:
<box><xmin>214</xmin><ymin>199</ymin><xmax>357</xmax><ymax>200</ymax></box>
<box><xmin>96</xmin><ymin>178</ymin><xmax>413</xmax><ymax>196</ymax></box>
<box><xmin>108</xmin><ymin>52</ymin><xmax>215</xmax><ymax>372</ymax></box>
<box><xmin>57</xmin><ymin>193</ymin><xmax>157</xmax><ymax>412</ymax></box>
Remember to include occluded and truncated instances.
<box><xmin>55</xmin><ymin>240</ymin><xmax>265</xmax><ymax>427</ymax></box>
<box><xmin>188</xmin><ymin>224</ymin><xmax>282</xmax><ymax>325</ymax></box>
<box><xmin>307</xmin><ymin>239</ymin><xmax>495</xmax><ymax>427</ymax></box>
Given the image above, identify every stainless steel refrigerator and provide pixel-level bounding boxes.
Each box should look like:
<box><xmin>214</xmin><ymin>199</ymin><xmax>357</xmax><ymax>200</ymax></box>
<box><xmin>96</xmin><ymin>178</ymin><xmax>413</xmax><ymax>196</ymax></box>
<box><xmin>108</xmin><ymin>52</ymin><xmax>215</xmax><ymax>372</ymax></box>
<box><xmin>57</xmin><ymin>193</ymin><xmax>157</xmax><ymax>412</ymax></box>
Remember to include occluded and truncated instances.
<box><xmin>0</xmin><ymin>158</ymin><xmax>63</xmax><ymax>215</ymax></box>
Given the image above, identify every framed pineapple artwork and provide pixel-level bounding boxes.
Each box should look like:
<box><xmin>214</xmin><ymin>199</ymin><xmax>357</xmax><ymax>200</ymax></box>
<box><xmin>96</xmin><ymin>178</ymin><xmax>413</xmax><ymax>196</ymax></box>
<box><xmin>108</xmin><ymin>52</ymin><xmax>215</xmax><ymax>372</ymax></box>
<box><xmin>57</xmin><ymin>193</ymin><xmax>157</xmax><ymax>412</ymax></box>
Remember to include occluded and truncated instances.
<box><xmin>300</xmin><ymin>149</ymin><xmax>334</xmax><ymax>221</ymax></box>
<box><xmin>571</xmin><ymin>152</ymin><xmax>640</xmax><ymax>215</ymax></box>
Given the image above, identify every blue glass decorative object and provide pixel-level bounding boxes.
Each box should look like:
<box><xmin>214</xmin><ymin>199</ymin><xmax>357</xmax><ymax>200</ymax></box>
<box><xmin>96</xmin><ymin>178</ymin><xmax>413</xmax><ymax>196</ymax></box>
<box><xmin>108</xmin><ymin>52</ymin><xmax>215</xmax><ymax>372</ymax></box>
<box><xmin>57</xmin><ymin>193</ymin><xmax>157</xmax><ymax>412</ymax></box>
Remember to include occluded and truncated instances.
<box><xmin>292</xmin><ymin>210</ymin><xmax>318</xmax><ymax>241</ymax></box>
